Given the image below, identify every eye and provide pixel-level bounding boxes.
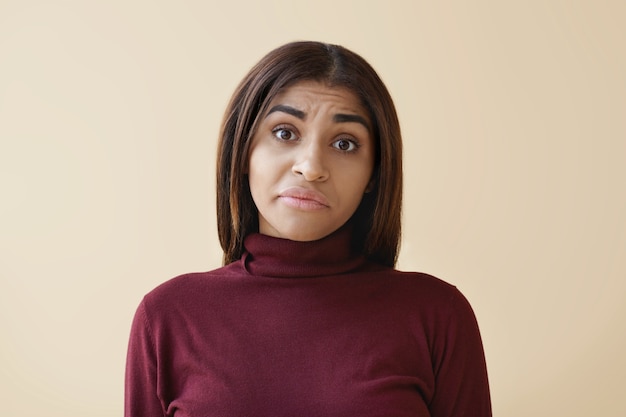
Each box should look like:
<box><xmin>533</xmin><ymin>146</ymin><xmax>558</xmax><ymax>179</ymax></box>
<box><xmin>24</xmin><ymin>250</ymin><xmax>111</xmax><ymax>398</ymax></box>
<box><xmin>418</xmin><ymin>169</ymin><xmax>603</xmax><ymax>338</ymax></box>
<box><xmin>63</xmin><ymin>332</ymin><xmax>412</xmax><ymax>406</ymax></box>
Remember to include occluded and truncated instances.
<box><xmin>272</xmin><ymin>127</ymin><xmax>298</xmax><ymax>141</ymax></box>
<box><xmin>332</xmin><ymin>138</ymin><xmax>359</xmax><ymax>152</ymax></box>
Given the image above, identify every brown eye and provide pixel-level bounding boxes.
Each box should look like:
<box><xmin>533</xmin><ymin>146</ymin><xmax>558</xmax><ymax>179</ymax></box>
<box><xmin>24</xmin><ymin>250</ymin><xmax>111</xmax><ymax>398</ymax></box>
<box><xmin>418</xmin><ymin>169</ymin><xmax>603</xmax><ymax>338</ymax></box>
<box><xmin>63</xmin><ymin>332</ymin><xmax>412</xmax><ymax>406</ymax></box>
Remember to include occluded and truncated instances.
<box><xmin>333</xmin><ymin>138</ymin><xmax>357</xmax><ymax>152</ymax></box>
<box><xmin>273</xmin><ymin>128</ymin><xmax>297</xmax><ymax>141</ymax></box>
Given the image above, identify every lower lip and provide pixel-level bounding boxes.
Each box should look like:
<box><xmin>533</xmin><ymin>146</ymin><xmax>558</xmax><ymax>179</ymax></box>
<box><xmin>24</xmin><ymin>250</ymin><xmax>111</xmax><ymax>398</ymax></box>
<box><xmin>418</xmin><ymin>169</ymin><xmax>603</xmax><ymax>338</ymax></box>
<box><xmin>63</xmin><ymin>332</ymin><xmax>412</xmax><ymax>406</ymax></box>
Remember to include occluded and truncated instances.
<box><xmin>279</xmin><ymin>196</ymin><xmax>328</xmax><ymax>210</ymax></box>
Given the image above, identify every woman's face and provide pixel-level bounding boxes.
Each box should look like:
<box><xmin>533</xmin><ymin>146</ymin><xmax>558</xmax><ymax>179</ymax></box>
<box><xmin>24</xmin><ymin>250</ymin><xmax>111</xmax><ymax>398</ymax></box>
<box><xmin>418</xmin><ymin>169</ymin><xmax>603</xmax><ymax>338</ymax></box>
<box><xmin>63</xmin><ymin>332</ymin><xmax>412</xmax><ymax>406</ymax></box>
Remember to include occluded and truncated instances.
<box><xmin>247</xmin><ymin>80</ymin><xmax>375</xmax><ymax>241</ymax></box>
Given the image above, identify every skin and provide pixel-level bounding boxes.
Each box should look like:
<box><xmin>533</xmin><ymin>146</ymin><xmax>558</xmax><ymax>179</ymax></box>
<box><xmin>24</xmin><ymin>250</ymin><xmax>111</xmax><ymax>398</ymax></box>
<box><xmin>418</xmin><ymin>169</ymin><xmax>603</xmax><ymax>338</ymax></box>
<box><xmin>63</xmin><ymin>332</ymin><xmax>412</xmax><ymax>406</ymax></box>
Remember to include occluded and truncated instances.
<box><xmin>247</xmin><ymin>80</ymin><xmax>375</xmax><ymax>242</ymax></box>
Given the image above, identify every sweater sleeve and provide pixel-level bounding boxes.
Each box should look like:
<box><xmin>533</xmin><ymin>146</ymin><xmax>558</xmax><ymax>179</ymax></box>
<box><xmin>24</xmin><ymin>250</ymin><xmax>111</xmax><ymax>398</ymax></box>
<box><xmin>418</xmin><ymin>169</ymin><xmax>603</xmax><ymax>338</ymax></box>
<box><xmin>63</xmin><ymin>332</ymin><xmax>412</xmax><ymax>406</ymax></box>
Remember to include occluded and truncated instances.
<box><xmin>125</xmin><ymin>300</ymin><xmax>166</xmax><ymax>417</ymax></box>
<box><xmin>428</xmin><ymin>289</ymin><xmax>492</xmax><ymax>417</ymax></box>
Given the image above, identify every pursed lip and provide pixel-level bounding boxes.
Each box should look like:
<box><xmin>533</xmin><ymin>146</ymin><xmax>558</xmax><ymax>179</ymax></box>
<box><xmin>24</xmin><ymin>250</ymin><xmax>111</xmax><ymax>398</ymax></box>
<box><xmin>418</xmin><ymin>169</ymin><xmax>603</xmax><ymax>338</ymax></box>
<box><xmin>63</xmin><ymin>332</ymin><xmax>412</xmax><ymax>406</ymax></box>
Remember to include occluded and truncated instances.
<box><xmin>278</xmin><ymin>186</ymin><xmax>330</xmax><ymax>208</ymax></box>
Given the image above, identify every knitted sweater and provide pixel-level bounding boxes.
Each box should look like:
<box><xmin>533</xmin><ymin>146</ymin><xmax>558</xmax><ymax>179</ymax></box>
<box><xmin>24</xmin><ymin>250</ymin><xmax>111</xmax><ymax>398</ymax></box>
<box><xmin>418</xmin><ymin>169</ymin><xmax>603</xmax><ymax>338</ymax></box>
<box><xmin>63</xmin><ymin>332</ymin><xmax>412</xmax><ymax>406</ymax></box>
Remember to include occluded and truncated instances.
<box><xmin>125</xmin><ymin>227</ymin><xmax>491</xmax><ymax>416</ymax></box>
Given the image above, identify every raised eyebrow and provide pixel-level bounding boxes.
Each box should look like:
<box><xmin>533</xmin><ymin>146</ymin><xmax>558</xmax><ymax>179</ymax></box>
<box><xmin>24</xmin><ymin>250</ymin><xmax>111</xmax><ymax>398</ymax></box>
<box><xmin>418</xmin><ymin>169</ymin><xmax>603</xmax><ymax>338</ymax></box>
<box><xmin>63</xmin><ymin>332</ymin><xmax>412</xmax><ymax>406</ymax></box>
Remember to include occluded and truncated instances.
<box><xmin>266</xmin><ymin>105</ymin><xmax>306</xmax><ymax>120</ymax></box>
<box><xmin>266</xmin><ymin>105</ymin><xmax>370</xmax><ymax>130</ymax></box>
<box><xmin>333</xmin><ymin>113</ymin><xmax>371</xmax><ymax>131</ymax></box>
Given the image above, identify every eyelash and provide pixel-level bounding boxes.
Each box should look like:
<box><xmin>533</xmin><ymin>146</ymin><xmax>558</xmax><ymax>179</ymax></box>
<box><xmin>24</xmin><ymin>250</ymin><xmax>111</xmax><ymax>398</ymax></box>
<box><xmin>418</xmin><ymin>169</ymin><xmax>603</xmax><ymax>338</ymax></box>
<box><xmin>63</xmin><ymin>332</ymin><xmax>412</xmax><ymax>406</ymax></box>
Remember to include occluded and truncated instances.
<box><xmin>332</xmin><ymin>138</ymin><xmax>360</xmax><ymax>153</ymax></box>
<box><xmin>272</xmin><ymin>125</ymin><xmax>298</xmax><ymax>142</ymax></box>
<box><xmin>271</xmin><ymin>125</ymin><xmax>361</xmax><ymax>153</ymax></box>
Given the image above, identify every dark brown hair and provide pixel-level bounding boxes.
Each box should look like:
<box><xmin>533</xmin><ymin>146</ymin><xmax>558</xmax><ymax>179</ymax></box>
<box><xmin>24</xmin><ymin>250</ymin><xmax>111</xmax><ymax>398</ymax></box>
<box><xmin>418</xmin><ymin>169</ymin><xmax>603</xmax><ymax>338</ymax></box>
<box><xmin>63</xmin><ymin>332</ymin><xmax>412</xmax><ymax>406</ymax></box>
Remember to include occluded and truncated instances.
<box><xmin>216</xmin><ymin>41</ymin><xmax>403</xmax><ymax>266</ymax></box>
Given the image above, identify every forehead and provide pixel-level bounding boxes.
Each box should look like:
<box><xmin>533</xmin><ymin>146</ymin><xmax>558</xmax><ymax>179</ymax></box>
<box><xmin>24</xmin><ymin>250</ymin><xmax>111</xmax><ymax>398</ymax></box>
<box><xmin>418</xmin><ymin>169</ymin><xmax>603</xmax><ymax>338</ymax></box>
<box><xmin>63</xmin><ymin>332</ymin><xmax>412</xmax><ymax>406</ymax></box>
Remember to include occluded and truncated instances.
<box><xmin>268</xmin><ymin>80</ymin><xmax>367</xmax><ymax>115</ymax></box>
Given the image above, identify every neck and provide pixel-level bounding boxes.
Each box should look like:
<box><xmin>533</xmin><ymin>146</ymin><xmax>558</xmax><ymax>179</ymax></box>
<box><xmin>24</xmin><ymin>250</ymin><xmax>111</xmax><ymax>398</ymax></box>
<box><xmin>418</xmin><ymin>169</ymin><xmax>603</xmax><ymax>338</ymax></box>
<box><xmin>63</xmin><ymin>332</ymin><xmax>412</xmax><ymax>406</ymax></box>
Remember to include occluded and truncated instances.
<box><xmin>241</xmin><ymin>225</ymin><xmax>368</xmax><ymax>278</ymax></box>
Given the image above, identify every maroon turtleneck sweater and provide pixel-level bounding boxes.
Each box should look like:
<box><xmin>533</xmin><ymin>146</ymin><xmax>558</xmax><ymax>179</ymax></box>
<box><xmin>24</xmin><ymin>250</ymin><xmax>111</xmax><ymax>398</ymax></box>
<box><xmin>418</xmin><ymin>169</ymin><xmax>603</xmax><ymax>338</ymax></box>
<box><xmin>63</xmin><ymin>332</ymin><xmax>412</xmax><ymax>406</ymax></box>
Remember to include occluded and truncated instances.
<box><xmin>125</xmin><ymin>228</ymin><xmax>491</xmax><ymax>416</ymax></box>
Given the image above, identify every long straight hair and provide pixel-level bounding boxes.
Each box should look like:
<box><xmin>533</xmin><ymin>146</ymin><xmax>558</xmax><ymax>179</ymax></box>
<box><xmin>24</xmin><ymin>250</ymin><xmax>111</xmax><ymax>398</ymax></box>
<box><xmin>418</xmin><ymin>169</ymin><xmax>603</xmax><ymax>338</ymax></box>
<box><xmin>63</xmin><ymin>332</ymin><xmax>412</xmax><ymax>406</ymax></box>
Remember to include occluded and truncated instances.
<box><xmin>216</xmin><ymin>41</ymin><xmax>403</xmax><ymax>266</ymax></box>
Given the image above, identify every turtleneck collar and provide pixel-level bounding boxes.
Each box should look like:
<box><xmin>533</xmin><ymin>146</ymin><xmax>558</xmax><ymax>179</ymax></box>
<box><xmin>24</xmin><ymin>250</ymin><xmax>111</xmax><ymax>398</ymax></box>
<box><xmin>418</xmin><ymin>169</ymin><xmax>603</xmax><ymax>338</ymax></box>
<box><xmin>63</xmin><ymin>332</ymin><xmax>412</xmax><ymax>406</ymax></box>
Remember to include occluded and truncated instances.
<box><xmin>241</xmin><ymin>225</ymin><xmax>368</xmax><ymax>278</ymax></box>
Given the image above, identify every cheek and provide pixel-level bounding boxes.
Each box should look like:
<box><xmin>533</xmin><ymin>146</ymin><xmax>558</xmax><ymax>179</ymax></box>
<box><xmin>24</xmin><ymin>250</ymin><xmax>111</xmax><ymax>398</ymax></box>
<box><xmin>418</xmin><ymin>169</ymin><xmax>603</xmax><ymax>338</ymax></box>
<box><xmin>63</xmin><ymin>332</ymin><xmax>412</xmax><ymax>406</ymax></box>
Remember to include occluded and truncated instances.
<box><xmin>247</xmin><ymin>165</ymin><xmax>264</xmax><ymax>200</ymax></box>
<box><xmin>248</xmin><ymin>138</ymin><xmax>294</xmax><ymax>173</ymax></box>
<box><xmin>247</xmin><ymin>146</ymin><xmax>281</xmax><ymax>198</ymax></box>
<box><xmin>247</xmin><ymin>146</ymin><xmax>266</xmax><ymax>185</ymax></box>
<box><xmin>343</xmin><ymin>158</ymin><xmax>375</xmax><ymax>189</ymax></box>
<box><xmin>335</xmin><ymin>165</ymin><xmax>374</xmax><ymax>207</ymax></box>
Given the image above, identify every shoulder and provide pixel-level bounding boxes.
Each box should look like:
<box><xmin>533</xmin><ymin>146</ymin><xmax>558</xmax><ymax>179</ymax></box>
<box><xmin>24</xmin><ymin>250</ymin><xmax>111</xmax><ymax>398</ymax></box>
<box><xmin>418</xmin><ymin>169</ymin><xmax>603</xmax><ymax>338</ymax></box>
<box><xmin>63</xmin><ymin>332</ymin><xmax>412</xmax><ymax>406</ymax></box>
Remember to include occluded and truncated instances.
<box><xmin>395</xmin><ymin>271</ymin><xmax>483</xmax><ymax>342</ymax></box>
<box><xmin>366</xmin><ymin>263</ymin><xmax>461</xmax><ymax>300</ymax></box>
<box><xmin>406</xmin><ymin>271</ymin><xmax>477</xmax><ymax>316</ymax></box>
<box><xmin>364</xmin><ymin>264</ymin><xmax>478</xmax><ymax>320</ymax></box>
<box><xmin>383</xmin><ymin>269</ymin><xmax>485</xmax><ymax>350</ymax></box>
<box><xmin>401</xmin><ymin>270</ymin><xmax>474</xmax><ymax>310</ymax></box>
<box><xmin>138</xmin><ymin>262</ymin><xmax>243</xmax><ymax>316</ymax></box>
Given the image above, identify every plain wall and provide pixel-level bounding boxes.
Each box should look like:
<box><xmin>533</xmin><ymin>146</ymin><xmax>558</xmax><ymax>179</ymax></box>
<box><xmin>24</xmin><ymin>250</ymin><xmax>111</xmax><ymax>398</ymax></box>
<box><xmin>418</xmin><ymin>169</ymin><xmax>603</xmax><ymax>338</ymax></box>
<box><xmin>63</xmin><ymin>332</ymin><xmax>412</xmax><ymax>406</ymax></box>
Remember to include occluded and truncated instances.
<box><xmin>1</xmin><ymin>0</ymin><xmax>624</xmax><ymax>415</ymax></box>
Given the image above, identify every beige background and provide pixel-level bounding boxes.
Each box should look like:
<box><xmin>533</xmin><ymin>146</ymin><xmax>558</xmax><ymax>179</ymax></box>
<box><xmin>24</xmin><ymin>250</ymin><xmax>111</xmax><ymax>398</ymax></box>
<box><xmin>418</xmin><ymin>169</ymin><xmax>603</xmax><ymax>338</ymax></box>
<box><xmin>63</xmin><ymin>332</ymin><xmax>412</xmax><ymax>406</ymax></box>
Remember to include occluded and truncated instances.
<box><xmin>1</xmin><ymin>0</ymin><xmax>624</xmax><ymax>415</ymax></box>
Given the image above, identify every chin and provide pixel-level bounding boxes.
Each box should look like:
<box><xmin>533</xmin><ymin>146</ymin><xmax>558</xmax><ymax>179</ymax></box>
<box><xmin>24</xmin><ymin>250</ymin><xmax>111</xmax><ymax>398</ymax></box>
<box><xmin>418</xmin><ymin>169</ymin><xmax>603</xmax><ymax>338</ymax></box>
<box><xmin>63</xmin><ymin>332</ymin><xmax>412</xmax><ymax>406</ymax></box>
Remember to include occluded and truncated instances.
<box><xmin>279</xmin><ymin>226</ymin><xmax>334</xmax><ymax>242</ymax></box>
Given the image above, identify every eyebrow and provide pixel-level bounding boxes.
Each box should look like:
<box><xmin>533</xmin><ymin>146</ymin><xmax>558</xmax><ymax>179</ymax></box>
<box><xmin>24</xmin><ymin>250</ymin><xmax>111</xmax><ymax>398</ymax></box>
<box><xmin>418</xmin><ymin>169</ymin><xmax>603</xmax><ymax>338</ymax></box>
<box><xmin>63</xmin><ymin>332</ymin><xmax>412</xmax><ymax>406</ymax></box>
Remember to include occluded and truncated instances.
<box><xmin>267</xmin><ymin>105</ymin><xmax>306</xmax><ymax>120</ymax></box>
<box><xmin>266</xmin><ymin>104</ymin><xmax>370</xmax><ymax>131</ymax></box>
<box><xmin>333</xmin><ymin>113</ymin><xmax>370</xmax><ymax>130</ymax></box>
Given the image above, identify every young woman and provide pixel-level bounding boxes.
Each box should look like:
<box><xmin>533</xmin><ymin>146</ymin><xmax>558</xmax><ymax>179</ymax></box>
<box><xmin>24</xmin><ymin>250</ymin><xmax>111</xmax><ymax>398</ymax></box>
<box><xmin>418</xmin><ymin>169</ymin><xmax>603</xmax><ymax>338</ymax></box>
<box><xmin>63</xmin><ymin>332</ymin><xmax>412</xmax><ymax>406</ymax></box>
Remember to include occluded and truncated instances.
<box><xmin>125</xmin><ymin>41</ymin><xmax>492</xmax><ymax>417</ymax></box>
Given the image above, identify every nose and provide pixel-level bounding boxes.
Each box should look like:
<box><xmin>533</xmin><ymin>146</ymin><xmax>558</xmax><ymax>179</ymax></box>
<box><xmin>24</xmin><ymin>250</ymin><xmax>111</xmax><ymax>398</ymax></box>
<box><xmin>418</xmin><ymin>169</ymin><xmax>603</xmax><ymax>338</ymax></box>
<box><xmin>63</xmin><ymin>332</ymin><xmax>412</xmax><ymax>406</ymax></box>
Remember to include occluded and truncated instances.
<box><xmin>292</xmin><ymin>143</ymin><xmax>329</xmax><ymax>182</ymax></box>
